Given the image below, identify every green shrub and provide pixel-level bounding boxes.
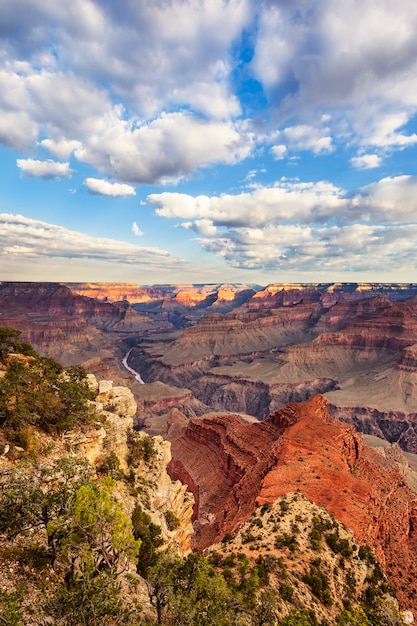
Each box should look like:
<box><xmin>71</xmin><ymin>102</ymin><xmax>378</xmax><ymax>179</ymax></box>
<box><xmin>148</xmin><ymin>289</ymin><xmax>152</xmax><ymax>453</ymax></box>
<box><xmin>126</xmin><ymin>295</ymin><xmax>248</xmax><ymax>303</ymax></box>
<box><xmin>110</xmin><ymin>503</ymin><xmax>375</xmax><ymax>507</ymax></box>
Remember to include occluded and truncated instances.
<box><xmin>280</xmin><ymin>582</ymin><xmax>294</xmax><ymax>601</ymax></box>
<box><xmin>127</xmin><ymin>430</ymin><xmax>157</xmax><ymax>466</ymax></box>
<box><xmin>164</xmin><ymin>509</ymin><xmax>180</xmax><ymax>531</ymax></box>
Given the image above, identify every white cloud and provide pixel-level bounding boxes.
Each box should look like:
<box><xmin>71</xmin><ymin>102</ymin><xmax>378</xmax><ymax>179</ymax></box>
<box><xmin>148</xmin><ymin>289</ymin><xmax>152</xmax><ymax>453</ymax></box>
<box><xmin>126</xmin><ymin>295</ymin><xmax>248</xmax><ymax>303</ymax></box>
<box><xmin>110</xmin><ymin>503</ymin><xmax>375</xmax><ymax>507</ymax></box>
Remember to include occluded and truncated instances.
<box><xmin>40</xmin><ymin>137</ymin><xmax>83</xmax><ymax>159</ymax></box>
<box><xmin>149</xmin><ymin>180</ymin><xmax>347</xmax><ymax>227</ymax></box>
<box><xmin>0</xmin><ymin>213</ymin><xmax>188</xmax><ymax>271</ymax></box>
<box><xmin>16</xmin><ymin>158</ymin><xmax>73</xmax><ymax>178</ymax></box>
<box><xmin>270</xmin><ymin>144</ymin><xmax>287</xmax><ymax>160</ymax></box>
<box><xmin>0</xmin><ymin>109</ymin><xmax>38</xmax><ymax>150</ymax></box>
<box><xmin>132</xmin><ymin>222</ymin><xmax>143</xmax><ymax>237</ymax></box>
<box><xmin>350</xmin><ymin>154</ymin><xmax>382</xmax><ymax>169</ymax></box>
<box><xmin>148</xmin><ymin>174</ymin><xmax>417</xmax><ymax>272</ymax></box>
<box><xmin>269</xmin><ymin>125</ymin><xmax>334</xmax><ymax>157</ymax></box>
<box><xmin>351</xmin><ymin>175</ymin><xmax>417</xmax><ymax>222</ymax></box>
<box><xmin>84</xmin><ymin>178</ymin><xmax>136</xmax><ymax>197</ymax></box>
<box><xmin>76</xmin><ymin>112</ymin><xmax>254</xmax><ymax>184</ymax></box>
<box><xmin>252</xmin><ymin>0</ymin><xmax>417</xmax><ymax>150</ymax></box>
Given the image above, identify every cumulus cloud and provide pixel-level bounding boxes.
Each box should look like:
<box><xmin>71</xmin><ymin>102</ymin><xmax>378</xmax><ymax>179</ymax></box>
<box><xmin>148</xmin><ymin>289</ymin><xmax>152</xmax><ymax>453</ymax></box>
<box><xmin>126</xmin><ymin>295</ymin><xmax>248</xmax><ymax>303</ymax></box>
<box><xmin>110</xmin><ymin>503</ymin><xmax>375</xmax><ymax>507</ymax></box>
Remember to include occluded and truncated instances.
<box><xmin>271</xmin><ymin>125</ymin><xmax>334</xmax><ymax>155</ymax></box>
<box><xmin>84</xmin><ymin>178</ymin><xmax>136</xmax><ymax>197</ymax></box>
<box><xmin>149</xmin><ymin>180</ymin><xmax>347</xmax><ymax>227</ymax></box>
<box><xmin>75</xmin><ymin>112</ymin><xmax>253</xmax><ymax>184</ymax></box>
<box><xmin>0</xmin><ymin>213</ymin><xmax>188</xmax><ymax>270</ymax></box>
<box><xmin>270</xmin><ymin>145</ymin><xmax>287</xmax><ymax>160</ymax></box>
<box><xmin>132</xmin><ymin>222</ymin><xmax>143</xmax><ymax>237</ymax></box>
<box><xmin>252</xmin><ymin>0</ymin><xmax>417</xmax><ymax>150</ymax></box>
<box><xmin>16</xmin><ymin>158</ymin><xmax>73</xmax><ymax>179</ymax></box>
<box><xmin>40</xmin><ymin>138</ymin><xmax>83</xmax><ymax>159</ymax></box>
<box><xmin>148</xmin><ymin>174</ymin><xmax>417</xmax><ymax>272</ymax></box>
<box><xmin>350</xmin><ymin>154</ymin><xmax>382</xmax><ymax>170</ymax></box>
<box><xmin>2</xmin><ymin>0</ymin><xmax>416</xmax><ymax>186</ymax></box>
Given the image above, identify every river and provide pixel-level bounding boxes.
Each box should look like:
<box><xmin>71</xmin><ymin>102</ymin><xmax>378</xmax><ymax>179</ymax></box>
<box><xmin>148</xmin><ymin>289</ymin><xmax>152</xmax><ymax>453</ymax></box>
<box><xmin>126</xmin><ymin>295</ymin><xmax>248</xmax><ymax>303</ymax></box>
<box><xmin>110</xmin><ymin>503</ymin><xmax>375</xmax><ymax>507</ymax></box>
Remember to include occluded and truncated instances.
<box><xmin>122</xmin><ymin>348</ymin><xmax>145</xmax><ymax>384</ymax></box>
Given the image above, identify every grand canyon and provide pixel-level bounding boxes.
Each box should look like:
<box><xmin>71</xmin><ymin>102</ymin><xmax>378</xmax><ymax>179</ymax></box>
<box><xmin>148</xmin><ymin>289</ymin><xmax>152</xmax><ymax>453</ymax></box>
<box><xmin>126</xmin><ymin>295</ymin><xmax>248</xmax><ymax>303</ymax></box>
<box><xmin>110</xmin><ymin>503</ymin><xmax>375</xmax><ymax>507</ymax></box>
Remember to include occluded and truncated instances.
<box><xmin>2</xmin><ymin>280</ymin><xmax>417</xmax><ymax>621</ymax></box>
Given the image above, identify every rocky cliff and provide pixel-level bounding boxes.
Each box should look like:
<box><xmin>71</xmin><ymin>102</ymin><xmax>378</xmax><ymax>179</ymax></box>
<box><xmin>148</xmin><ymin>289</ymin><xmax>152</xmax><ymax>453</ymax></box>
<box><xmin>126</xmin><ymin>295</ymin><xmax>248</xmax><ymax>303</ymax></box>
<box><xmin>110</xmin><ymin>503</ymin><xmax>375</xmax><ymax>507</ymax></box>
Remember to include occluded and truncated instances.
<box><xmin>132</xmin><ymin>293</ymin><xmax>417</xmax><ymax>451</ymax></box>
<box><xmin>166</xmin><ymin>395</ymin><xmax>417</xmax><ymax>613</ymax></box>
<box><xmin>0</xmin><ymin>374</ymin><xmax>195</xmax><ymax>555</ymax></box>
<box><xmin>0</xmin><ymin>282</ymin><xmax>159</xmax><ymax>366</ymax></box>
<box><xmin>5</xmin><ymin>282</ymin><xmax>417</xmax><ymax>451</ymax></box>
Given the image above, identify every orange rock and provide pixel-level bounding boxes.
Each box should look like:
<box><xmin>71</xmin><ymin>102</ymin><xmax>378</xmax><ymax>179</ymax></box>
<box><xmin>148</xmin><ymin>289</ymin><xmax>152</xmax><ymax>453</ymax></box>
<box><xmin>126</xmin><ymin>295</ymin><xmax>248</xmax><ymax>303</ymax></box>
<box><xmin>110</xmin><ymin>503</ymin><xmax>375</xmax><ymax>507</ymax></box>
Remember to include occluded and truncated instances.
<box><xmin>167</xmin><ymin>395</ymin><xmax>417</xmax><ymax>612</ymax></box>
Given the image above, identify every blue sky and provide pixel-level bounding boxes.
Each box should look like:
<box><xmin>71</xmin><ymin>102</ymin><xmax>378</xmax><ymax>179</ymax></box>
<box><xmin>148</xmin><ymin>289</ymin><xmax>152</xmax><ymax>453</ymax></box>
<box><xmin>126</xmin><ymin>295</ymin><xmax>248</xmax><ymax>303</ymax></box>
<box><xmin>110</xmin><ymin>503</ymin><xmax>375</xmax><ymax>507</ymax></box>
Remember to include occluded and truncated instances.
<box><xmin>1</xmin><ymin>0</ymin><xmax>417</xmax><ymax>285</ymax></box>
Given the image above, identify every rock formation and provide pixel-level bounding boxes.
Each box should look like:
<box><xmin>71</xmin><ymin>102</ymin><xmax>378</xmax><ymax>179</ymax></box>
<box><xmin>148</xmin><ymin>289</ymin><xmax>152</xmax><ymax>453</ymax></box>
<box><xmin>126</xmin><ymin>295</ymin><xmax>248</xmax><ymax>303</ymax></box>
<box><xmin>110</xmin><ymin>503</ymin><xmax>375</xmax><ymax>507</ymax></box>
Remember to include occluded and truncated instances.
<box><xmin>132</xmin><ymin>292</ymin><xmax>417</xmax><ymax>450</ymax></box>
<box><xmin>4</xmin><ymin>281</ymin><xmax>417</xmax><ymax>450</ymax></box>
<box><xmin>0</xmin><ymin>281</ymin><xmax>159</xmax><ymax>367</ymax></box>
<box><xmin>166</xmin><ymin>395</ymin><xmax>417</xmax><ymax>613</ymax></box>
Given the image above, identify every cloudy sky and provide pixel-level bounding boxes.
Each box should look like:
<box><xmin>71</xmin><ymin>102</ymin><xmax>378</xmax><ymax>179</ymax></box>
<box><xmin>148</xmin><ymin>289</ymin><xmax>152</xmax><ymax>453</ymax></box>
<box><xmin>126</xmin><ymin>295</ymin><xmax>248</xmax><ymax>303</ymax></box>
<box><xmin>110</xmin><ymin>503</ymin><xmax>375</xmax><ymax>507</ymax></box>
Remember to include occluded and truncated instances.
<box><xmin>1</xmin><ymin>0</ymin><xmax>417</xmax><ymax>285</ymax></box>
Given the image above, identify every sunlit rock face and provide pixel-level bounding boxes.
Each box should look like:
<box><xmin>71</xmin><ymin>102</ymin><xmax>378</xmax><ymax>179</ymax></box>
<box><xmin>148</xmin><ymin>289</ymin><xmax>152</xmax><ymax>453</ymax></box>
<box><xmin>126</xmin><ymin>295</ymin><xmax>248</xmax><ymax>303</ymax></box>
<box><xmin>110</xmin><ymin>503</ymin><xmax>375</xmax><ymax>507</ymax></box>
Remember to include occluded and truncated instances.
<box><xmin>167</xmin><ymin>395</ymin><xmax>417</xmax><ymax>613</ymax></box>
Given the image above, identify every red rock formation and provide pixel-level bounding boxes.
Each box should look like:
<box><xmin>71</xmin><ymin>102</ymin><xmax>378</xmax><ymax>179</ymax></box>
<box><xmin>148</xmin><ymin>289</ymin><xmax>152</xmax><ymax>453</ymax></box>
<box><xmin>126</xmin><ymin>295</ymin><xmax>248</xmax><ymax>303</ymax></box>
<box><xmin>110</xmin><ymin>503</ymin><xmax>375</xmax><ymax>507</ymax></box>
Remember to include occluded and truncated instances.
<box><xmin>0</xmin><ymin>282</ymin><xmax>158</xmax><ymax>365</ymax></box>
<box><xmin>167</xmin><ymin>395</ymin><xmax>417</xmax><ymax>612</ymax></box>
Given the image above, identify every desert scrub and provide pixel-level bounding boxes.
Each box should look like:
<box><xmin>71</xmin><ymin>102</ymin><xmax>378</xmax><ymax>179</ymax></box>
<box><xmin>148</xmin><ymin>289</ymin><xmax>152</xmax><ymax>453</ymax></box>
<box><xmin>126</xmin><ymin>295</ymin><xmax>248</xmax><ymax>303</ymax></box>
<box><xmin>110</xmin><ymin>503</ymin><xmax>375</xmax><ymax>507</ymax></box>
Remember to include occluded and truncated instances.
<box><xmin>164</xmin><ymin>509</ymin><xmax>180</xmax><ymax>531</ymax></box>
<box><xmin>127</xmin><ymin>429</ymin><xmax>157</xmax><ymax>466</ymax></box>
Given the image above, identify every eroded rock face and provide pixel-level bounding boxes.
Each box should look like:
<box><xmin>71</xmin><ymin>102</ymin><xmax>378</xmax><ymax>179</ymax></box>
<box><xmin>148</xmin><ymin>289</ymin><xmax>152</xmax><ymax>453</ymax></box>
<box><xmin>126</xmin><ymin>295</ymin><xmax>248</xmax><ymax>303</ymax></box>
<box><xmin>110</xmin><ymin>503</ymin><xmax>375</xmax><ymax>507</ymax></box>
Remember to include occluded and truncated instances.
<box><xmin>1</xmin><ymin>377</ymin><xmax>195</xmax><ymax>557</ymax></box>
<box><xmin>166</xmin><ymin>395</ymin><xmax>417</xmax><ymax>613</ymax></box>
<box><xmin>0</xmin><ymin>282</ymin><xmax>157</xmax><ymax>366</ymax></box>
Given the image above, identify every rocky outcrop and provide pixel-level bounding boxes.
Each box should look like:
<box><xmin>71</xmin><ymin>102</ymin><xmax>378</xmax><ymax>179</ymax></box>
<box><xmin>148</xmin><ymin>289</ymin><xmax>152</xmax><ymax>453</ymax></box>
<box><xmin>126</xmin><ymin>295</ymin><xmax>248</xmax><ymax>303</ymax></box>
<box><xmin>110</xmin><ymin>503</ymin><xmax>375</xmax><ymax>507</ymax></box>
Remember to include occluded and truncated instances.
<box><xmin>329</xmin><ymin>403</ymin><xmax>417</xmax><ymax>453</ymax></box>
<box><xmin>167</xmin><ymin>395</ymin><xmax>417</xmax><ymax>612</ymax></box>
<box><xmin>0</xmin><ymin>282</ymin><xmax>160</xmax><ymax>370</ymax></box>
<box><xmin>5</xmin><ymin>282</ymin><xmax>417</xmax><ymax>449</ymax></box>
<box><xmin>134</xmin><ymin>293</ymin><xmax>417</xmax><ymax>448</ymax></box>
<box><xmin>1</xmin><ymin>376</ymin><xmax>195</xmax><ymax>556</ymax></box>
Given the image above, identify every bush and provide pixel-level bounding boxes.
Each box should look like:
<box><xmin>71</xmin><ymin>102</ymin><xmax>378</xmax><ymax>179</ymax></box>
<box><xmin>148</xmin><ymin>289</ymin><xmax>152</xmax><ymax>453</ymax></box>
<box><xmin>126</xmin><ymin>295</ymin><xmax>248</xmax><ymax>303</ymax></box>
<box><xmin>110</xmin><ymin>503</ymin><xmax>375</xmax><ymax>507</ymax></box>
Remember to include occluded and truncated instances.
<box><xmin>303</xmin><ymin>566</ymin><xmax>332</xmax><ymax>606</ymax></box>
<box><xmin>164</xmin><ymin>510</ymin><xmax>180</xmax><ymax>531</ymax></box>
<box><xmin>127</xmin><ymin>430</ymin><xmax>156</xmax><ymax>466</ymax></box>
<box><xmin>280</xmin><ymin>582</ymin><xmax>294</xmax><ymax>601</ymax></box>
<box><xmin>0</xmin><ymin>349</ymin><xmax>94</xmax><ymax>435</ymax></box>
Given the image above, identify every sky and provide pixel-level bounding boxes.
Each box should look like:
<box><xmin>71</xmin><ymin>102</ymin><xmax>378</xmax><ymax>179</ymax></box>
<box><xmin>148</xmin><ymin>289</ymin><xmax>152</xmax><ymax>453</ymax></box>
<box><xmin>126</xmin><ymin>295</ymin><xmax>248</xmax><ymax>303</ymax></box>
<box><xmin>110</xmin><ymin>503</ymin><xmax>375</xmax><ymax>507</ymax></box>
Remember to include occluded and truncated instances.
<box><xmin>1</xmin><ymin>0</ymin><xmax>417</xmax><ymax>286</ymax></box>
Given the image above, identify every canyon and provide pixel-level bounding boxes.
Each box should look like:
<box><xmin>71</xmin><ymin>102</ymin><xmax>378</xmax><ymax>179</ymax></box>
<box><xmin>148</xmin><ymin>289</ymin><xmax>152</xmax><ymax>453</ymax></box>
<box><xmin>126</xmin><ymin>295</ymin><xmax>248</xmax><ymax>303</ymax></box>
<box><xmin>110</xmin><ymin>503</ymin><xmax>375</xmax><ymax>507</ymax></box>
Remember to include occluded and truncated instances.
<box><xmin>166</xmin><ymin>394</ymin><xmax>417</xmax><ymax>613</ymax></box>
<box><xmin>3</xmin><ymin>280</ymin><xmax>417</xmax><ymax>451</ymax></box>
<box><xmin>3</xmin><ymin>281</ymin><xmax>417</xmax><ymax>615</ymax></box>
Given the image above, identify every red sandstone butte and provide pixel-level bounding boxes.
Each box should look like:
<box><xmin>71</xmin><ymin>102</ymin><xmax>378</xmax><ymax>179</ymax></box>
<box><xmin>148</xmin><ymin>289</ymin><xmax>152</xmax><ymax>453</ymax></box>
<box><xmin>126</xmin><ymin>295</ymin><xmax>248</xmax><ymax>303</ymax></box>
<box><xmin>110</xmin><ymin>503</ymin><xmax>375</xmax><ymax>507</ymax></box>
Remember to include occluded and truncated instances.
<box><xmin>167</xmin><ymin>396</ymin><xmax>417</xmax><ymax>612</ymax></box>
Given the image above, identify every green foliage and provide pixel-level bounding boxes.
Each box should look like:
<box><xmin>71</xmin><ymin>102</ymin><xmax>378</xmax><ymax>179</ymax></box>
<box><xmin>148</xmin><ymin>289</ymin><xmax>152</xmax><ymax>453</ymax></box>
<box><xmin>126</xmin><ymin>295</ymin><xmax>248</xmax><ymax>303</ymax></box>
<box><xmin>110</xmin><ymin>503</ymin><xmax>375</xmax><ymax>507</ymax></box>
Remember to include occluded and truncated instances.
<box><xmin>0</xmin><ymin>457</ymin><xmax>92</xmax><ymax>548</ymax></box>
<box><xmin>127</xmin><ymin>430</ymin><xmax>157</xmax><ymax>466</ymax></box>
<box><xmin>164</xmin><ymin>509</ymin><xmax>180</xmax><ymax>531</ymax></box>
<box><xmin>132</xmin><ymin>504</ymin><xmax>163</xmax><ymax>577</ymax></box>
<box><xmin>279</xmin><ymin>501</ymin><xmax>290</xmax><ymax>513</ymax></box>
<box><xmin>358</xmin><ymin>545</ymin><xmax>377</xmax><ymax>565</ymax></box>
<box><xmin>254</xmin><ymin>590</ymin><xmax>278</xmax><ymax>626</ymax></box>
<box><xmin>336</xmin><ymin>607</ymin><xmax>371</xmax><ymax>625</ymax></box>
<box><xmin>326</xmin><ymin>532</ymin><xmax>353</xmax><ymax>557</ymax></box>
<box><xmin>0</xmin><ymin>341</ymin><xmax>94</xmax><ymax>436</ymax></box>
<box><xmin>100</xmin><ymin>451</ymin><xmax>124</xmax><ymax>479</ymax></box>
<box><xmin>149</xmin><ymin>552</ymin><xmax>244</xmax><ymax>626</ymax></box>
<box><xmin>309</xmin><ymin>515</ymin><xmax>332</xmax><ymax>551</ymax></box>
<box><xmin>0</xmin><ymin>587</ymin><xmax>24</xmax><ymax>625</ymax></box>
<box><xmin>48</xmin><ymin>476</ymin><xmax>141</xmax><ymax>575</ymax></box>
<box><xmin>44</xmin><ymin>560</ymin><xmax>142</xmax><ymax>625</ymax></box>
<box><xmin>279</xmin><ymin>610</ymin><xmax>317</xmax><ymax>625</ymax></box>
<box><xmin>0</xmin><ymin>326</ymin><xmax>21</xmax><ymax>363</ymax></box>
<box><xmin>365</xmin><ymin>597</ymin><xmax>406</xmax><ymax>626</ymax></box>
<box><xmin>280</xmin><ymin>582</ymin><xmax>294</xmax><ymax>601</ymax></box>
<box><xmin>302</xmin><ymin>566</ymin><xmax>332</xmax><ymax>606</ymax></box>
<box><xmin>275</xmin><ymin>532</ymin><xmax>298</xmax><ymax>552</ymax></box>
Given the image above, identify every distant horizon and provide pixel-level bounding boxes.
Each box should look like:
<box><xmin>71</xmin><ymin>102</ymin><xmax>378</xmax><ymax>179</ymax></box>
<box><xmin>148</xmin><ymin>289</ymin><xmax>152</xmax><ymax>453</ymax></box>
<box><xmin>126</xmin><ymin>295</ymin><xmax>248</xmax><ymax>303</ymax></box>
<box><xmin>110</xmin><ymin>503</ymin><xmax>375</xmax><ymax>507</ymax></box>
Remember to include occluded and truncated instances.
<box><xmin>3</xmin><ymin>279</ymin><xmax>417</xmax><ymax>289</ymax></box>
<box><xmin>1</xmin><ymin>1</ymin><xmax>417</xmax><ymax>284</ymax></box>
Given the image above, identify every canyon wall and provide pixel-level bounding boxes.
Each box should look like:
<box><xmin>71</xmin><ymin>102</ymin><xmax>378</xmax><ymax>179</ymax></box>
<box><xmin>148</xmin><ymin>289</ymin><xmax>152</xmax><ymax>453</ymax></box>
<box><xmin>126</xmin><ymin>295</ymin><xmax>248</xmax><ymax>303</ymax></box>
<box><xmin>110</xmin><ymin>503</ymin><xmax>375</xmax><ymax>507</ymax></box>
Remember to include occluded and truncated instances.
<box><xmin>166</xmin><ymin>395</ymin><xmax>417</xmax><ymax>613</ymax></box>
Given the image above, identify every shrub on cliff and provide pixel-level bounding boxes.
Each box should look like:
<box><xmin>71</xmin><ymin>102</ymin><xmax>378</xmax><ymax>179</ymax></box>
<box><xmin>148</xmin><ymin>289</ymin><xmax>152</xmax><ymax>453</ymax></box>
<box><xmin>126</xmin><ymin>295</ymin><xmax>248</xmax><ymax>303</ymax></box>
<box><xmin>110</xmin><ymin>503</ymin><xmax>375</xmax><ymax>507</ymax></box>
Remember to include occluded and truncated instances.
<box><xmin>0</xmin><ymin>331</ymin><xmax>94</xmax><ymax>438</ymax></box>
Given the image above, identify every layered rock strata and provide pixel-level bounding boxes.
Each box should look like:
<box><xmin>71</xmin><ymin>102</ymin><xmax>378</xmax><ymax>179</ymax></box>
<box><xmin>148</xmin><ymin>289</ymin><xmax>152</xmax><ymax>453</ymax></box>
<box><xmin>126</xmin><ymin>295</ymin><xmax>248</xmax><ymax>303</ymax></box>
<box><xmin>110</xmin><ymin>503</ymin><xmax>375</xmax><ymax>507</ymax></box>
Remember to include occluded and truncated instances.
<box><xmin>167</xmin><ymin>395</ymin><xmax>417</xmax><ymax>612</ymax></box>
